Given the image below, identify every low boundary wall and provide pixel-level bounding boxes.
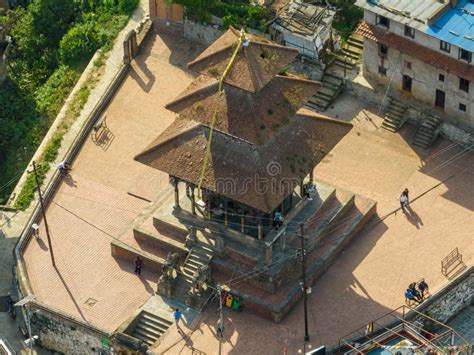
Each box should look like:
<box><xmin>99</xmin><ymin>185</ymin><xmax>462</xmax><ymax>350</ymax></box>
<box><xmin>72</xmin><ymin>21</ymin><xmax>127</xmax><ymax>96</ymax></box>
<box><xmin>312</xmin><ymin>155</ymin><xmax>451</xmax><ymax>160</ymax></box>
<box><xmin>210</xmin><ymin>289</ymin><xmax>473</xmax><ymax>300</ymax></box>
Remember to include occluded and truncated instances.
<box><xmin>13</xmin><ymin>17</ymin><xmax>153</xmax><ymax>355</ymax></box>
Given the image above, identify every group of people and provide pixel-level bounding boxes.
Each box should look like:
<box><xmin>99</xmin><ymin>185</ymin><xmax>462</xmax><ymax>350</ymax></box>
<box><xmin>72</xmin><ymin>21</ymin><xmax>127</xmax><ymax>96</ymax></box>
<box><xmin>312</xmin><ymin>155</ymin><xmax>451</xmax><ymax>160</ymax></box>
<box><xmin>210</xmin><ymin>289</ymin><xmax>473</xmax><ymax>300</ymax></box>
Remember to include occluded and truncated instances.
<box><xmin>404</xmin><ymin>279</ymin><xmax>429</xmax><ymax>305</ymax></box>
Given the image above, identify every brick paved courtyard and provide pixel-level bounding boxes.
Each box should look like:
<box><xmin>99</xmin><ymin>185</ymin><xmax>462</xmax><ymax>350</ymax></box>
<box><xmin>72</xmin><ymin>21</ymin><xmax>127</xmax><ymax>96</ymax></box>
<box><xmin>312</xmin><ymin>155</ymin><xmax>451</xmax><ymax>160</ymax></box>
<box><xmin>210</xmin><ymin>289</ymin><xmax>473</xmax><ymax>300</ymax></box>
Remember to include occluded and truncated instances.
<box><xmin>22</xmin><ymin>31</ymin><xmax>473</xmax><ymax>353</ymax></box>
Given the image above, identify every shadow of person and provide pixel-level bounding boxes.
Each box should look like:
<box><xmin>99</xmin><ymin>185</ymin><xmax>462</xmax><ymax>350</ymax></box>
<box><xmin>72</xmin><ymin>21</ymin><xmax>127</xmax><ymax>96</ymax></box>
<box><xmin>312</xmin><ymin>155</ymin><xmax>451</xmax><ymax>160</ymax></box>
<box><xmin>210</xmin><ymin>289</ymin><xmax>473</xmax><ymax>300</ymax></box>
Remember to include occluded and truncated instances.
<box><xmin>404</xmin><ymin>205</ymin><xmax>424</xmax><ymax>229</ymax></box>
<box><xmin>63</xmin><ymin>174</ymin><xmax>77</xmax><ymax>188</ymax></box>
<box><xmin>35</xmin><ymin>237</ymin><xmax>48</xmax><ymax>251</ymax></box>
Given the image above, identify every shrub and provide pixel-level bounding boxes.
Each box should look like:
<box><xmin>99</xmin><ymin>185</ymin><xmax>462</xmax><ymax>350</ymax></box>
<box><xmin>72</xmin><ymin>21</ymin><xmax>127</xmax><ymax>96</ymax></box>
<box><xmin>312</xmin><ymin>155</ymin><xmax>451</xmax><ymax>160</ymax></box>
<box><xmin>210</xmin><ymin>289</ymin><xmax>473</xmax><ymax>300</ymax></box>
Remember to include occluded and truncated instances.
<box><xmin>118</xmin><ymin>0</ymin><xmax>139</xmax><ymax>16</ymax></box>
<box><xmin>60</xmin><ymin>22</ymin><xmax>106</xmax><ymax>68</ymax></box>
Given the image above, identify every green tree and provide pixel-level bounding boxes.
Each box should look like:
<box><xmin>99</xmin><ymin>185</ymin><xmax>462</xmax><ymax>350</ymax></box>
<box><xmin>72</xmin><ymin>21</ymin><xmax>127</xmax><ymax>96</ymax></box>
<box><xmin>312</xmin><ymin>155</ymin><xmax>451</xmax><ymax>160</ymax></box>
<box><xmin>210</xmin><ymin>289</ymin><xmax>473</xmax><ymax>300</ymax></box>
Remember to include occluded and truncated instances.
<box><xmin>59</xmin><ymin>21</ymin><xmax>105</xmax><ymax>68</ymax></box>
<box><xmin>29</xmin><ymin>0</ymin><xmax>78</xmax><ymax>49</ymax></box>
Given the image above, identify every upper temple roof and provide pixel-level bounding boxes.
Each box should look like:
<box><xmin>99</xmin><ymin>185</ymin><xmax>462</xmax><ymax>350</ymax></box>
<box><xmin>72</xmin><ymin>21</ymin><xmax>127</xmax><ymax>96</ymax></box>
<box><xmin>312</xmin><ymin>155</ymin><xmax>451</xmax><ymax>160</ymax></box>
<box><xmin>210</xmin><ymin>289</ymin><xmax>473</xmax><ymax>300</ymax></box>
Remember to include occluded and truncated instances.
<box><xmin>165</xmin><ymin>74</ymin><xmax>321</xmax><ymax>145</ymax></box>
<box><xmin>187</xmin><ymin>27</ymin><xmax>299</xmax><ymax>93</ymax></box>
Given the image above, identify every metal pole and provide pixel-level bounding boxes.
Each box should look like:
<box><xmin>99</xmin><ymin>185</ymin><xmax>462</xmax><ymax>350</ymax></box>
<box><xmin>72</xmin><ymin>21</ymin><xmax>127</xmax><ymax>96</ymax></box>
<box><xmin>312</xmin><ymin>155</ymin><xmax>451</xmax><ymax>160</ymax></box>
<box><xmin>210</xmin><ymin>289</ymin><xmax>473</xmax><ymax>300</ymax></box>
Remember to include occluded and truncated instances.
<box><xmin>32</xmin><ymin>161</ymin><xmax>55</xmax><ymax>268</ymax></box>
<box><xmin>27</xmin><ymin>305</ymin><xmax>32</xmax><ymax>354</ymax></box>
<box><xmin>217</xmin><ymin>285</ymin><xmax>224</xmax><ymax>338</ymax></box>
<box><xmin>300</xmin><ymin>223</ymin><xmax>310</xmax><ymax>343</ymax></box>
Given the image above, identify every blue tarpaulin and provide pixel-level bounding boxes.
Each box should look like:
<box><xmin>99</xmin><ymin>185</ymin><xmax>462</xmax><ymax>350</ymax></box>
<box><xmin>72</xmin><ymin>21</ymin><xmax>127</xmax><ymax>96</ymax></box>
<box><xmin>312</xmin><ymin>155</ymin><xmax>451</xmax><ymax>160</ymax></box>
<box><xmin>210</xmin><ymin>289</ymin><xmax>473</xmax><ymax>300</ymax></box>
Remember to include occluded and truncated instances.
<box><xmin>426</xmin><ymin>0</ymin><xmax>474</xmax><ymax>52</ymax></box>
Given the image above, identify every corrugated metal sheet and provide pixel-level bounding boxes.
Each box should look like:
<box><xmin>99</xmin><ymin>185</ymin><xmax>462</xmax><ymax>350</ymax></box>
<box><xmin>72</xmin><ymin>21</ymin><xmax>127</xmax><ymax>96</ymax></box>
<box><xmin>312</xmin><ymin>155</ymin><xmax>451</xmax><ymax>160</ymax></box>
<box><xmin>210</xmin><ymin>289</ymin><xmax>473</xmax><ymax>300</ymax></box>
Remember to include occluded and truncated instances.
<box><xmin>426</xmin><ymin>0</ymin><xmax>474</xmax><ymax>52</ymax></box>
<box><xmin>355</xmin><ymin>0</ymin><xmax>447</xmax><ymax>31</ymax></box>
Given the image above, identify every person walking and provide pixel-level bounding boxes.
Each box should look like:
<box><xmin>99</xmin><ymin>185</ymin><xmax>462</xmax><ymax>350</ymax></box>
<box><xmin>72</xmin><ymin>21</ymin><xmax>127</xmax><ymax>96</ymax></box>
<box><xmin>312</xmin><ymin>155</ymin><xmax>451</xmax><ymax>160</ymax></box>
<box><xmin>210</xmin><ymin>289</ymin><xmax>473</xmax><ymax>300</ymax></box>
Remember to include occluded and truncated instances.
<box><xmin>400</xmin><ymin>193</ymin><xmax>408</xmax><ymax>212</ymax></box>
<box><xmin>134</xmin><ymin>256</ymin><xmax>142</xmax><ymax>275</ymax></box>
<box><xmin>402</xmin><ymin>188</ymin><xmax>410</xmax><ymax>205</ymax></box>
<box><xmin>173</xmin><ymin>308</ymin><xmax>182</xmax><ymax>325</ymax></box>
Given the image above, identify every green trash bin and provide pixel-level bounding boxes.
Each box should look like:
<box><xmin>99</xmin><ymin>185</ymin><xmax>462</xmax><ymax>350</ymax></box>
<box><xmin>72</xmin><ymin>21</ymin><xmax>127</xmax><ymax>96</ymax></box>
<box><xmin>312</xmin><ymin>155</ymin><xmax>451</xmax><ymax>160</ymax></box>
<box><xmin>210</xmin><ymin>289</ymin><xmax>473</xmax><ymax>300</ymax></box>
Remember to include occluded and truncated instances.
<box><xmin>232</xmin><ymin>297</ymin><xmax>241</xmax><ymax>311</ymax></box>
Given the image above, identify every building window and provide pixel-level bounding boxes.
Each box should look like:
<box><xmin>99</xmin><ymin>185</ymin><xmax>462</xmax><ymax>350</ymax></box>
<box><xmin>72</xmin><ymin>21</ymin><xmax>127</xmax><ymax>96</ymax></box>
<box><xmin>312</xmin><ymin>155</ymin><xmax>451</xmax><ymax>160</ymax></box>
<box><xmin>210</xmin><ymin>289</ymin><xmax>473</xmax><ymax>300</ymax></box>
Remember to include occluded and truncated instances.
<box><xmin>378</xmin><ymin>66</ymin><xmax>387</xmax><ymax>76</ymax></box>
<box><xmin>379</xmin><ymin>44</ymin><xmax>388</xmax><ymax>57</ymax></box>
<box><xmin>376</xmin><ymin>15</ymin><xmax>390</xmax><ymax>28</ymax></box>
<box><xmin>459</xmin><ymin>78</ymin><xmax>470</xmax><ymax>93</ymax></box>
<box><xmin>439</xmin><ymin>74</ymin><xmax>445</xmax><ymax>82</ymax></box>
<box><xmin>459</xmin><ymin>48</ymin><xmax>472</xmax><ymax>63</ymax></box>
<box><xmin>459</xmin><ymin>103</ymin><xmax>466</xmax><ymax>112</ymax></box>
<box><xmin>404</xmin><ymin>25</ymin><xmax>415</xmax><ymax>38</ymax></box>
<box><xmin>440</xmin><ymin>41</ymin><xmax>451</xmax><ymax>53</ymax></box>
<box><xmin>404</xmin><ymin>60</ymin><xmax>412</xmax><ymax>70</ymax></box>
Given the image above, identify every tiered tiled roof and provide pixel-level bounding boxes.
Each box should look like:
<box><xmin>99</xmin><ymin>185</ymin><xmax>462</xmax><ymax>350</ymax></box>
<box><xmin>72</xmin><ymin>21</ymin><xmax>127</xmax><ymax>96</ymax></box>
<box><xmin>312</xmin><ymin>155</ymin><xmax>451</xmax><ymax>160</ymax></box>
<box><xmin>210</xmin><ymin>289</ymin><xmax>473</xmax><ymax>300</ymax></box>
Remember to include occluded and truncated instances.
<box><xmin>356</xmin><ymin>21</ymin><xmax>474</xmax><ymax>81</ymax></box>
<box><xmin>136</xmin><ymin>28</ymin><xmax>352</xmax><ymax>213</ymax></box>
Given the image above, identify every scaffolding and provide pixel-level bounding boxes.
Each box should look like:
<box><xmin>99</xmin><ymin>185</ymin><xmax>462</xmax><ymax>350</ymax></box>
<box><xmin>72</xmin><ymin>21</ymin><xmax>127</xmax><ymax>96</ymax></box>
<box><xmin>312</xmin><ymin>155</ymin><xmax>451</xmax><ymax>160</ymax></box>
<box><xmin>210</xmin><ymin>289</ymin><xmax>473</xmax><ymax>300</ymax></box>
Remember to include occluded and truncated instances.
<box><xmin>337</xmin><ymin>305</ymin><xmax>471</xmax><ymax>354</ymax></box>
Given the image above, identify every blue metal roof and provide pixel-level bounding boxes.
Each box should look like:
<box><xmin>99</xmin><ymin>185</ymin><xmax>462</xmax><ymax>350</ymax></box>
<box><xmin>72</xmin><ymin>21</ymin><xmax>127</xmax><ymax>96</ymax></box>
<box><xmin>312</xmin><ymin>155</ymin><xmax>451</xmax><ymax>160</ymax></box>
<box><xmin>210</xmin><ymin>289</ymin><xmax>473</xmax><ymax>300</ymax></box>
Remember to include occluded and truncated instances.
<box><xmin>426</xmin><ymin>0</ymin><xmax>474</xmax><ymax>52</ymax></box>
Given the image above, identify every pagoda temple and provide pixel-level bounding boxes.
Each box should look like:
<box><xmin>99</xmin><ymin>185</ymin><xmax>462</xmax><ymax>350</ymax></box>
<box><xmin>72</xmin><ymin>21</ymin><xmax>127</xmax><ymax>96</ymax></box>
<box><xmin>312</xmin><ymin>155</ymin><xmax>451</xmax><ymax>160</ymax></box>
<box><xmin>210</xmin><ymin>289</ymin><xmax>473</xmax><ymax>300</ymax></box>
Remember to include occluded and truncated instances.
<box><xmin>131</xmin><ymin>27</ymin><xmax>376</xmax><ymax>321</ymax></box>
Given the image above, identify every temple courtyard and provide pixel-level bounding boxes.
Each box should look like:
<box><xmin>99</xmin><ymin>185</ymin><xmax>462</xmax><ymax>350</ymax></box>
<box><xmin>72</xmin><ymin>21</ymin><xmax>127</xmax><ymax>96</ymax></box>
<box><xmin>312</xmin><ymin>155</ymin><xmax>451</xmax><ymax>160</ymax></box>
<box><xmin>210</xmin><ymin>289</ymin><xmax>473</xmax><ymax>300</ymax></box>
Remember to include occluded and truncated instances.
<box><xmin>22</xmin><ymin>30</ymin><xmax>473</xmax><ymax>353</ymax></box>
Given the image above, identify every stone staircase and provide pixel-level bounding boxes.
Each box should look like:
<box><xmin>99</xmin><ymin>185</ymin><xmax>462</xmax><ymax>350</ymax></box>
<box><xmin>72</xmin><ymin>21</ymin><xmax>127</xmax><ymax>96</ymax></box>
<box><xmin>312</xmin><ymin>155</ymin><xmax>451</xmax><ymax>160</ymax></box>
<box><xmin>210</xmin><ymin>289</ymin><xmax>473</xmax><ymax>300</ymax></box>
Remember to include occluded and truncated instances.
<box><xmin>413</xmin><ymin>114</ymin><xmax>442</xmax><ymax>149</ymax></box>
<box><xmin>172</xmin><ymin>242</ymin><xmax>213</xmax><ymax>309</ymax></box>
<box><xmin>381</xmin><ymin>97</ymin><xmax>407</xmax><ymax>132</ymax></box>
<box><xmin>330</xmin><ymin>34</ymin><xmax>364</xmax><ymax>72</ymax></box>
<box><xmin>129</xmin><ymin>311</ymin><xmax>172</xmax><ymax>346</ymax></box>
<box><xmin>305</xmin><ymin>34</ymin><xmax>363</xmax><ymax>112</ymax></box>
<box><xmin>305</xmin><ymin>73</ymin><xmax>344</xmax><ymax>111</ymax></box>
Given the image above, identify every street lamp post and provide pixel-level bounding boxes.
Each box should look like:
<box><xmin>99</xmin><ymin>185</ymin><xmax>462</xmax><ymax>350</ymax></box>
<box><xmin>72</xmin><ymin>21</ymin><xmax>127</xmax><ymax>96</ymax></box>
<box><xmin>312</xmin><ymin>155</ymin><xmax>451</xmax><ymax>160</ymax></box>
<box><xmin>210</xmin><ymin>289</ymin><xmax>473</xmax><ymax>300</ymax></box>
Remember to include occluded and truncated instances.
<box><xmin>300</xmin><ymin>224</ymin><xmax>310</xmax><ymax>343</ymax></box>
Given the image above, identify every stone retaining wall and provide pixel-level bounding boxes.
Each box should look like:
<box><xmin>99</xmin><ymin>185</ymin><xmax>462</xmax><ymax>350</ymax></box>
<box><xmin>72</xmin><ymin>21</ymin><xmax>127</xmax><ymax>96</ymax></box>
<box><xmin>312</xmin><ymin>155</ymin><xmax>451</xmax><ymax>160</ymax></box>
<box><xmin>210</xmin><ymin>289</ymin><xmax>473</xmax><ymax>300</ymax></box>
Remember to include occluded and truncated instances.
<box><xmin>184</xmin><ymin>19</ymin><xmax>223</xmax><ymax>46</ymax></box>
<box><xmin>416</xmin><ymin>266</ymin><xmax>473</xmax><ymax>324</ymax></box>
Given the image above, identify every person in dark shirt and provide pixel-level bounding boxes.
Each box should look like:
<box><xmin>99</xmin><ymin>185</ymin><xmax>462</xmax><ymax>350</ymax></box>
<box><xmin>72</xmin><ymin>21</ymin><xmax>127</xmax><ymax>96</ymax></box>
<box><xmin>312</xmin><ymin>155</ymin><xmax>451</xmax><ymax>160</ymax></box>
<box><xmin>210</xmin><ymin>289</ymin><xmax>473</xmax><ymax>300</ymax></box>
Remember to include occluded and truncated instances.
<box><xmin>134</xmin><ymin>256</ymin><xmax>142</xmax><ymax>275</ymax></box>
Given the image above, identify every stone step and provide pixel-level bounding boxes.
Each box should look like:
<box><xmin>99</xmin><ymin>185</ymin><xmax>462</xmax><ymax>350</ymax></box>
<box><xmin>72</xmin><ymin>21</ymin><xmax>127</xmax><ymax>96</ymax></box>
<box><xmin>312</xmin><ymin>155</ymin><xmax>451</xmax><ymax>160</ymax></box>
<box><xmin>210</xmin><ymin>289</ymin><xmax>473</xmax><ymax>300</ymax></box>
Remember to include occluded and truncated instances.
<box><xmin>381</xmin><ymin>122</ymin><xmax>398</xmax><ymax>132</ymax></box>
<box><xmin>135</xmin><ymin>323</ymin><xmax>164</xmax><ymax>338</ymax></box>
<box><xmin>110</xmin><ymin>239</ymin><xmax>165</xmax><ymax>273</ymax></box>
<box><xmin>386</xmin><ymin>105</ymin><xmax>405</xmax><ymax>115</ymax></box>
<box><xmin>316</xmin><ymin>89</ymin><xmax>337</xmax><ymax>100</ymax></box>
<box><xmin>186</xmin><ymin>257</ymin><xmax>205</xmax><ymax>269</ymax></box>
<box><xmin>332</xmin><ymin>53</ymin><xmax>357</xmax><ymax>65</ymax></box>
<box><xmin>389</xmin><ymin>99</ymin><xmax>406</xmax><ymax>111</ymax></box>
<box><xmin>333</xmin><ymin>59</ymin><xmax>355</xmax><ymax>71</ymax></box>
<box><xmin>323</xmin><ymin>72</ymin><xmax>344</xmax><ymax>84</ymax></box>
<box><xmin>152</xmin><ymin>217</ymin><xmax>188</xmax><ymax>243</ymax></box>
<box><xmin>142</xmin><ymin>311</ymin><xmax>173</xmax><ymax>327</ymax></box>
<box><xmin>342</xmin><ymin>47</ymin><xmax>362</xmax><ymax>58</ymax></box>
<box><xmin>132</xmin><ymin>331</ymin><xmax>155</xmax><ymax>346</ymax></box>
<box><xmin>382</xmin><ymin>118</ymin><xmax>400</xmax><ymax>128</ymax></box>
<box><xmin>133</xmin><ymin>227</ymin><xmax>187</xmax><ymax>258</ymax></box>
<box><xmin>385</xmin><ymin>112</ymin><xmax>403</xmax><ymax>122</ymax></box>
<box><xmin>347</xmin><ymin>37</ymin><xmax>364</xmax><ymax>49</ymax></box>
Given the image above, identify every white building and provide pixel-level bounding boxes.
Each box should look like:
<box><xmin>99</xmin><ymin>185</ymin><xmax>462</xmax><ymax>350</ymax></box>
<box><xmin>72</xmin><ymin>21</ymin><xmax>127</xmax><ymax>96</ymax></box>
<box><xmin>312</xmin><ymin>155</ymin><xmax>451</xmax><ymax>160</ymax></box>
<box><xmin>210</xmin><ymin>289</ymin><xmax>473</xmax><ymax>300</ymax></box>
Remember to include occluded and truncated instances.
<box><xmin>355</xmin><ymin>0</ymin><xmax>474</xmax><ymax>130</ymax></box>
<box><xmin>271</xmin><ymin>0</ymin><xmax>335</xmax><ymax>60</ymax></box>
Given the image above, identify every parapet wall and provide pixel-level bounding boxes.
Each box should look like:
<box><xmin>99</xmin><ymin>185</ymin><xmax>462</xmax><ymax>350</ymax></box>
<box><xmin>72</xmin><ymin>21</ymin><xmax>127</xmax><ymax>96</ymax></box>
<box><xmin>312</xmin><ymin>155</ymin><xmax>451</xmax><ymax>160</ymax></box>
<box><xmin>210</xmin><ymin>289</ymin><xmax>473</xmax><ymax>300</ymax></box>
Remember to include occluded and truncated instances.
<box><xmin>416</xmin><ymin>266</ymin><xmax>473</xmax><ymax>324</ymax></box>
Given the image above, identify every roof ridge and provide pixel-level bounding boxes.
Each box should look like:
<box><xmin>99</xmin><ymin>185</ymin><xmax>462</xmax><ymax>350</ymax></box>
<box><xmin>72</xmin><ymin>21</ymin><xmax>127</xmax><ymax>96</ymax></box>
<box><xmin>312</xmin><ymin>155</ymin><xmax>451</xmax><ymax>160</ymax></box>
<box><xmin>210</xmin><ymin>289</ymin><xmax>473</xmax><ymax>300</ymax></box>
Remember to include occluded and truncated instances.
<box><xmin>134</xmin><ymin>122</ymin><xmax>200</xmax><ymax>160</ymax></box>
<box><xmin>165</xmin><ymin>79</ymin><xmax>219</xmax><ymax>111</ymax></box>
<box><xmin>187</xmin><ymin>44</ymin><xmax>234</xmax><ymax>69</ymax></box>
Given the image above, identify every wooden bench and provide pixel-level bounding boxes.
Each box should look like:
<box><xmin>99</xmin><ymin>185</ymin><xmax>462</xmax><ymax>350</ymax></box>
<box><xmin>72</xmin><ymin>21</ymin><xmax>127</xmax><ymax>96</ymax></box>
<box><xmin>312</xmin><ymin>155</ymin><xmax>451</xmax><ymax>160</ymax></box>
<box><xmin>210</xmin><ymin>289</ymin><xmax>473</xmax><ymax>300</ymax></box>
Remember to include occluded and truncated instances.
<box><xmin>441</xmin><ymin>247</ymin><xmax>463</xmax><ymax>276</ymax></box>
<box><xmin>91</xmin><ymin>115</ymin><xmax>107</xmax><ymax>142</ymax></box>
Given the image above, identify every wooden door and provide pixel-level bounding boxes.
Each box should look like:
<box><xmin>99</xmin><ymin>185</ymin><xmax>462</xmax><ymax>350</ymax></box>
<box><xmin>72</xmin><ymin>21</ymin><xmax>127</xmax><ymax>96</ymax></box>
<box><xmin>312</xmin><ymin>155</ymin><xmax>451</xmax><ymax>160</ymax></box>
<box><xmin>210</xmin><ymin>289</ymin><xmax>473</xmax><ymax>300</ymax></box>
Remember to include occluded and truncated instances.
<box><xmin>155</xmin><ymin>0</ymin><xmax>167</xmax><ymax>20</ymax></box>
<box><xmin>402</xmin><ymin>75</ymin><xmax>412</xmax><ymax>92</ymax></box>
<box><xmin>171</xmin><ymin>3</ymin><xmax>184</xmax><ymax>23</ymax></box>
<box><xmin>435</xmin><ymin>89</ymin><xmax>445</xmax><ymax>109</ymax></box>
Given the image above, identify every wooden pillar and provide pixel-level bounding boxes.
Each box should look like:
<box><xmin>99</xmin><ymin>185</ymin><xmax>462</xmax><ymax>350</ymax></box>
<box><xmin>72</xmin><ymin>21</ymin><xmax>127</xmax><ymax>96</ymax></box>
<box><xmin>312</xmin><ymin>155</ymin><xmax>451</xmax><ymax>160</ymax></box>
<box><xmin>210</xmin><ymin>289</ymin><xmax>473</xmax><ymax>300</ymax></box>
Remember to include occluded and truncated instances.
<box><xmin>191</xmin><ymin>186</ymin><xmax>196</xmax><ymax>215</ymax></box>
<box><xmin>258</xmin><ymin>221</ymin><xmax>263</xmax><ymax>240</ymax></box>
<box><xmin>240</xmin><ymin>216</ymin><xmax>245</xmax><ymax>233</ymax></box>
<box><xmin>173</xmin><ymin>179</ymin><xmax>180</xmax><ymax>209</ymax></box>
<box><xmin>265</xmin><ymin>242</ymin><xmax>273</xmax><ymax>266</ymax></box>
<box><xmin>300</xmin><ymin>179</ymin><xmax>304</xmax><ymax>197</ymax></box>
<box><xmin>309</xmin><ymin>170</ymin><xmax>314</xmax><ymax>184</ymax></box>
